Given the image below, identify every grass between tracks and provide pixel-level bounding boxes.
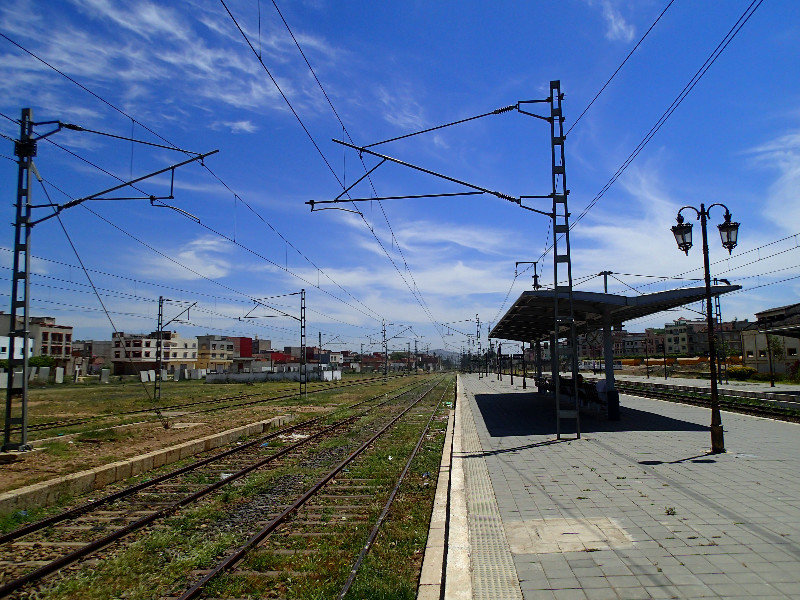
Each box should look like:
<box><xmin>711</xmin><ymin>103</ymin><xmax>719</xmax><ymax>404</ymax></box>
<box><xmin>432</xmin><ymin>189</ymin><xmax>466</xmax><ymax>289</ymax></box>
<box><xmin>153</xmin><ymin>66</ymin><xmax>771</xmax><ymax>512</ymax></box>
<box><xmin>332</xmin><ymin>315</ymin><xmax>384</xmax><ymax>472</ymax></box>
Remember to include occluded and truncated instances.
<box><xmin>1</xmin><ymin>375</ymin><xmax>416</xmax><ymax>496</ymax></box>
<box><xmin>31</xmin><ymin>375</ymin><xmax>450</xmax><ymax>600</ymax></box>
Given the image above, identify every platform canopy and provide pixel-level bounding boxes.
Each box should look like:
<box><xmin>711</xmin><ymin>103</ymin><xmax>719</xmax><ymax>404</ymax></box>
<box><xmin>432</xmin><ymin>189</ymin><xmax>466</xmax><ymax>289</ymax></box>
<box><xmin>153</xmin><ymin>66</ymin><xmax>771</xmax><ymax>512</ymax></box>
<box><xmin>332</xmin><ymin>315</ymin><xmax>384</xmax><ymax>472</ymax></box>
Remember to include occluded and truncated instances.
<box><xmin>489</xmin><ymin>285</ymin><xmax>741</xmax><ymax>342</ymax></box>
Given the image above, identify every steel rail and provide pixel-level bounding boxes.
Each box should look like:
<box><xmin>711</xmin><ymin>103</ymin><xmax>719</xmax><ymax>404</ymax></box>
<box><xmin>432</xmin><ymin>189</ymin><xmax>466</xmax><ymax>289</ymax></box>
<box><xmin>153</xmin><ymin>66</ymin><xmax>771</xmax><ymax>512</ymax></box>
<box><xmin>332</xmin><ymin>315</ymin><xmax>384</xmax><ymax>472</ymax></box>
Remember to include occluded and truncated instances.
<box><xmin>175</xmin><ymin>376</ymin><xmax>446</xmax><ymax>600</ymax></box>
<box><xmin>612</xmin><ymin>382</ymin><xmax>800</xmax><ymax>423</ymax></box>
<box><xmin>0</xmin><ymin>379</ymin><xmax>432</xmax><ymax>598</ymax></box>
<box><xmin>337</xmin><ymin>378</ymin><xmax>451</xmax><ymax>598</ymax></box>
<box><xmin>0</xmin><ymin>377</ymin><xmax>426</xmax><ymax>545</ymax></box>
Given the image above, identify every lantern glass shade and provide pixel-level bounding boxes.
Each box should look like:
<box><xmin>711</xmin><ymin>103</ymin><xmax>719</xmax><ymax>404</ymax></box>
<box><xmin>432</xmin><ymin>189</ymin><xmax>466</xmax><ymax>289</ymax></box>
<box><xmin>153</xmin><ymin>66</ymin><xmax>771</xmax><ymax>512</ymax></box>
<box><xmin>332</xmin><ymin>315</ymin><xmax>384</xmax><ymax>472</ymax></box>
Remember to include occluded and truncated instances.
<box><xmin>718</xmin><ymin>219</ymin><xmax>739</xmax><ymax>254</ymax></box>
<box><xmin>671</xmin><ymin>221</ymin><xmax>693</xmax><ymax>255</ymax></box>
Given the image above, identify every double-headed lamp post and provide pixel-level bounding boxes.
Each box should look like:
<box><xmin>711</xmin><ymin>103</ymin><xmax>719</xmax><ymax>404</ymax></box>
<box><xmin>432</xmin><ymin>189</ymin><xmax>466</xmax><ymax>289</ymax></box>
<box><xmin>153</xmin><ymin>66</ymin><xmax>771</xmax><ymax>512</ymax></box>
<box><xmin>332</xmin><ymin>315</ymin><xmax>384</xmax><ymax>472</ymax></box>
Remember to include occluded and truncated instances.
<box><xmin>671</xmin><ymin>202</ymin><xmax>739</xmax><ymax>454</ymax></box>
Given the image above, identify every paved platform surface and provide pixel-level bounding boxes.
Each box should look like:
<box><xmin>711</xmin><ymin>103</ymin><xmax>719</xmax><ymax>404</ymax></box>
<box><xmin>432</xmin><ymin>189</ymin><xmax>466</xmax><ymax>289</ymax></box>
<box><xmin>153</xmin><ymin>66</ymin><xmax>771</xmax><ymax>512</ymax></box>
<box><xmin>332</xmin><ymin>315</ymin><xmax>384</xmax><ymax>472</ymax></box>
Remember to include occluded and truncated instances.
<box><xmin>449</xmin><ymin>373</ymin><xmax>800</xmax><ymax>599</ymax></box>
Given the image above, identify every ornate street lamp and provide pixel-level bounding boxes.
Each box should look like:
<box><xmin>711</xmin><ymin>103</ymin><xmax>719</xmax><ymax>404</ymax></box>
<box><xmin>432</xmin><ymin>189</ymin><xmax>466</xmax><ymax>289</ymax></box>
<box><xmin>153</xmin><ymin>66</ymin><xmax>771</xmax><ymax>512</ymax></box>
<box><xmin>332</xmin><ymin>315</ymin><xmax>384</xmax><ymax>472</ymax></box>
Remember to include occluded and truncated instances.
<box><xmin>671</xmin><ymin>202</ymin><xmax>739</xmax><ymax>454</ymax></box>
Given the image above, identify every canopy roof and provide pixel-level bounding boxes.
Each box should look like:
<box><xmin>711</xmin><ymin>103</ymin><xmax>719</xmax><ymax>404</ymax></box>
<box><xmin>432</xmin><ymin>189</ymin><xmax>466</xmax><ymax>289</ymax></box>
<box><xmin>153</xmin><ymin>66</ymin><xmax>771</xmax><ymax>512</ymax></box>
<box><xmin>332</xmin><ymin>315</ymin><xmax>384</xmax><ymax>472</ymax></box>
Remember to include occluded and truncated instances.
<box><xmin>489</xmin><ymin>285</ymin><xmax>741</xmax><ymax>342</ymax></box>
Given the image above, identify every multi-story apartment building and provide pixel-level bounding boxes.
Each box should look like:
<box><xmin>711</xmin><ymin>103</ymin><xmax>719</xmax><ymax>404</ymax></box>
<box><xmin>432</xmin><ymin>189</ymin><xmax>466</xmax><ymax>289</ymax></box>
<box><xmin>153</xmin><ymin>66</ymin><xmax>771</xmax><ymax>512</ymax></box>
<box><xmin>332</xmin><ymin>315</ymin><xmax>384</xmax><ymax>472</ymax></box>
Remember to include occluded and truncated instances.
<box><xmin>645</xmin><ymin>328</ymin><xmax>665</xmax><ymax>355</ymax></box>
<box><xmin>112</xmin><ymin>331</ymin><xmax>198</xmax><ymax>375</ymax></box>
<box><xmin>741</xmin><ymin>304</ymin><xmax>800</xmax><ymax>375</ymax></box>
<box><xmin>664</xmin><ymin>318</ymin><xmax>707</xmax><ymax>355</ymax></box>
<box><xmin>0</xmin><ymin>313</ymin><xmax>73</xmax><ymax>371</ymax></box>
<box><xmin>197</xmin><ymin>335</ymin><xmax>234</xmax><ymax>372</ymax></box>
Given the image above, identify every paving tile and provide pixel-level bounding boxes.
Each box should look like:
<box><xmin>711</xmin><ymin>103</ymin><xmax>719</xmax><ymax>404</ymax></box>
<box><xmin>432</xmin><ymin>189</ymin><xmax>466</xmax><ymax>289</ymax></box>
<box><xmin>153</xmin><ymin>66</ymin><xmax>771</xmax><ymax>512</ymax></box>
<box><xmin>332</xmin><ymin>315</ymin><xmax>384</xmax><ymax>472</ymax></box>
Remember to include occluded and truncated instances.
<box><xmin>447</xmin><ymin>375</ymin><xmax>800</xmax><ymax>600</ymax></box>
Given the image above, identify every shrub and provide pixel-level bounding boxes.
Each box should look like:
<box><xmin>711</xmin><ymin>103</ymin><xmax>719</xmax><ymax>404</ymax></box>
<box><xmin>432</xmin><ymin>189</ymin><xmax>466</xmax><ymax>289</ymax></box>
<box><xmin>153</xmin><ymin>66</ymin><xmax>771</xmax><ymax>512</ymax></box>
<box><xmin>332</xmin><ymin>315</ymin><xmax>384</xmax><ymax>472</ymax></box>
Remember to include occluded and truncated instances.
<box><xmin>727</xmin><ymin>365</ymin><xmax>756</xmax><ymax>380</ymax></box>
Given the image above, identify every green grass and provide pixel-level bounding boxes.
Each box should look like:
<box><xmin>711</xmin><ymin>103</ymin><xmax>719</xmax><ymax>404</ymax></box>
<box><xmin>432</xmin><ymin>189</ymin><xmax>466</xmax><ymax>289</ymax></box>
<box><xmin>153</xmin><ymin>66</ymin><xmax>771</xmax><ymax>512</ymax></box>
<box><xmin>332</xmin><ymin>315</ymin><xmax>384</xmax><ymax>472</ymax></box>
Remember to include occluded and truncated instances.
<box><xmin>28</xmin><ymin>374</ymin><xmax>450</xmax><ymax>599</ymax></box>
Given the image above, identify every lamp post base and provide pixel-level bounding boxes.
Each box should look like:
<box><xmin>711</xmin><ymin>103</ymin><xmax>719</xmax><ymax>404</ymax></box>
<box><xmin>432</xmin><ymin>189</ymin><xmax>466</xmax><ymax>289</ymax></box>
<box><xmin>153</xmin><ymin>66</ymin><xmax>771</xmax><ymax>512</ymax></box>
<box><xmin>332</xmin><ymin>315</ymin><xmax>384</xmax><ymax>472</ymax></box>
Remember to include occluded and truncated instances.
<box><xmin>710</xmin><ymin>425</ymin><xmax>725</xmax><ymax>454</ymax></box>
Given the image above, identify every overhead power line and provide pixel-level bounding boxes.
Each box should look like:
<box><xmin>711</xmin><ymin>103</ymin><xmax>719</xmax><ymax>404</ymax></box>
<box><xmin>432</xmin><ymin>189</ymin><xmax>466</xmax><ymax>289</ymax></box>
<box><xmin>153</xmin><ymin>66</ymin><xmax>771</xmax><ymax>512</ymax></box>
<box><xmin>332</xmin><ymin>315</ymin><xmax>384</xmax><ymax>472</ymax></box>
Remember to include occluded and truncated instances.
<box><xmin>567</xmin><ymin>0</ymin><xmax>677</xmax><ymax>136</ymax></box>
<box><xmin>0</xmin><ymin>30</ymin><xmax>383</xmax><ymax>325</ymax></box>
<box><xmin>540</xmin><ymin>0</ymin><xmax>765</xmax><ymax>263</ymax></box>
<box><xmin>227</xmin><ymin>0</ymin><xmax>447</xmax><ymax>341</ymax></box>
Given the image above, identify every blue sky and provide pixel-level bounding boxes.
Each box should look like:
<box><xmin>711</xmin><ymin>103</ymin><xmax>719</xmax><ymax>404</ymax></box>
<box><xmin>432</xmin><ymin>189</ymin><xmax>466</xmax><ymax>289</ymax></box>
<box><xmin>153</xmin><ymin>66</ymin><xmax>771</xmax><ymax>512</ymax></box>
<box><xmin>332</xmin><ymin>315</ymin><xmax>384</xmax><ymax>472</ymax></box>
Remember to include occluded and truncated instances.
<box><xmin>0</xmin><ymin>0</ymin><xmax>798</xmax><ymax>354</ymax></box>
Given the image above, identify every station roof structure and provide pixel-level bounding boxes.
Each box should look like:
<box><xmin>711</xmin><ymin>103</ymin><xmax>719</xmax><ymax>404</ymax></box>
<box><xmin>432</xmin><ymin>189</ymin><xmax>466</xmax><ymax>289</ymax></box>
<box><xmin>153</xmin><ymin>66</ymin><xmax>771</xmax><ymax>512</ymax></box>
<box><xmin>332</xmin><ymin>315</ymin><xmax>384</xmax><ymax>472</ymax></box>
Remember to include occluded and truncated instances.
<box><xmin>489</xmin><ymin>285</ymin><xmax>741</xmax><ymax>342</ymax></box>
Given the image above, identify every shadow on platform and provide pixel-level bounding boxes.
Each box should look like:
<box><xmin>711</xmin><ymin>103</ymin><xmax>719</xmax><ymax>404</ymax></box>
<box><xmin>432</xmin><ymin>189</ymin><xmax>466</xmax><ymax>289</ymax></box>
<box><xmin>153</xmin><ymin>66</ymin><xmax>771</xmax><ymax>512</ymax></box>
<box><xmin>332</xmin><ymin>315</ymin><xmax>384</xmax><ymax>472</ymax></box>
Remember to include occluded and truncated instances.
<box><xmin>473</xmin><ymin>391</ymin><xmax>707</xmax><ymax>437</ymax></box>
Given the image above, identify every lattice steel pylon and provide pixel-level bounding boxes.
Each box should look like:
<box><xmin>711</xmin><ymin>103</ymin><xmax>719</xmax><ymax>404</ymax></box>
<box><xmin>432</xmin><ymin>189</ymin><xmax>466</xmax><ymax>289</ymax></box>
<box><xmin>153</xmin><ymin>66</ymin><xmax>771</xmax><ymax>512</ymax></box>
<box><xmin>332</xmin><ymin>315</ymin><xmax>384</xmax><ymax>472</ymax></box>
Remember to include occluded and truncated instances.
<box><xmin>2</xmin><ymin>109</ymin><xmax>34</xmax><ymax>451</ymax></box>
<box><xmin>155</xmin><ymin>296</ymin><xmax>165</xmax><ymax>405</ymax></box>
<box><xmin>549</xmin><ymin>80</ymin><xmax>580</xmax><ymax>440</ymax></box>
<box><xmin>300</xmin><ymin>289</ymin><xmax>307</xmax><ymax>398</ymax></box>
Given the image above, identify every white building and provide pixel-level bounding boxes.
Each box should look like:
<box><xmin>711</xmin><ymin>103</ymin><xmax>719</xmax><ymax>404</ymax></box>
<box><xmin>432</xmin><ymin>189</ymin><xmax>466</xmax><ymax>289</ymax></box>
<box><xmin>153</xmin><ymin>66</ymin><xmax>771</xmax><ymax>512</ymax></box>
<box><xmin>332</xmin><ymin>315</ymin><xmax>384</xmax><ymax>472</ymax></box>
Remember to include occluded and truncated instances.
<box><xmin>0</xmin><ymin>336</ymin><xmax>33</xmax><ymax>360</ymax></box>
<box><xmin>112</xmin><ymin>331</ymin><xmax>198</xmax><ymax>375</ymax></box>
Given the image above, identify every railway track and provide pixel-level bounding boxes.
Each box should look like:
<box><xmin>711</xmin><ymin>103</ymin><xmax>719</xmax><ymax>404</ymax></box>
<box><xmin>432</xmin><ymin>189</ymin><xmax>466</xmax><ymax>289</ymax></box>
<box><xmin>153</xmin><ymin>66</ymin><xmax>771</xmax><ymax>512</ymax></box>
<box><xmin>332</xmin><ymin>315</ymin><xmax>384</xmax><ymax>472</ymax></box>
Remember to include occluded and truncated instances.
<box><xmin>18</xmin><ymin>373</ymin><xmax>410</xmax><ymax>439</ymax></box>
<box><xmin>0</xmin><ymin>377</ymin><xmax>438</xmax><ymax>598</ymax></box>
<box><xmin>171</xmin><ymin>375</ymin><xmax>451</xmax><ymax>600</ymax></box>
<box><xmin>613</xmin><ymin>382</ymin><xmax>800</xmax><ymax>422</ymax></box>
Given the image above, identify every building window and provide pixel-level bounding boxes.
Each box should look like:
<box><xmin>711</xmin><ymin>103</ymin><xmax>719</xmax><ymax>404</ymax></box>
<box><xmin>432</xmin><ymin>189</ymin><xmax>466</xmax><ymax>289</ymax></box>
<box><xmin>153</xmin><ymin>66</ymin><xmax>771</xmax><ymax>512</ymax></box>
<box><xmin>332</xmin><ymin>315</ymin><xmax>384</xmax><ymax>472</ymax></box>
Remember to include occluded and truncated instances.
<box><xmin>759</xmin><ymin>350</ymin><xmax>766</xmax><ymax>358</ymax></box>
<box><xmin>42</xmin><ymin>332</ymin><xmax>49</xmax><ymax>341</ymax></box>
<box><xmin>172</xmin><ymin>352</ymin><xmax>177</xmax><ymax>358</ymax></box>
<box><xmin>145</xmin><ymin>341</ymin><xmax>151</xmax><ymax>348</ymax></box>
<box><xmin>183</xmin><ymin>352</ymin><xmax>188</xmax><ymax>358</ymax></box>
<box><xmin>746</xmin><ymin>350</ymin><xmax>754</xmax><ymax>357</ymax></box>
<box><xmin>788</xmin><ymin>348</ymin><xmax>798</xmax><ymax>357</ymax></box>
<box><xmin>114</xmin><ymin>351</ymin><xmax>120</xmax><ymax>358</ymax></box>
<box><xmin>144</xmin><ymin>351</ymin><xmax>151</xmax><ymax>357</ymax></box>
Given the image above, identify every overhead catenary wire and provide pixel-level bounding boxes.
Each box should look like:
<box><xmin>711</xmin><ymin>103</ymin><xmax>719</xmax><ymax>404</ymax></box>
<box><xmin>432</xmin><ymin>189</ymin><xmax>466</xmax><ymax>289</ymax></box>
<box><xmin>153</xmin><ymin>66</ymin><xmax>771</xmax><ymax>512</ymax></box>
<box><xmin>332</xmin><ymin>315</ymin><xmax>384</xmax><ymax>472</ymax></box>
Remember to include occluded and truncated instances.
<box><xmin>269</xmin><ymin>0</ymin><xmax>449</xmax><ymax>342</ymax></box>
<box><xmin>40</xmin><ymin>139</ymin><xmax>380</xmax><ymax>325</ymax></box>
<box><xmin>36</xmin><ymin>176</ymin><xmax>170</xmax><ymax>427</ymax></box>
<box><xmin>0</xmin><ymin>30</ymin><xmax>385</xmax><ymax>326</ymax></box>
<box><xmin>231</xmin><ymin>0</ymin><xmax>448</xmax><ymax>343</ymax></box>
<box><xmin>539</xmin><ymin>0</ymin><xmax>765</xmax><ymax>264</ymax></box>
<box><xmin>566</xmin><ymin>0</ymin><xmax>678</xmax><ymax>136</ymax></box>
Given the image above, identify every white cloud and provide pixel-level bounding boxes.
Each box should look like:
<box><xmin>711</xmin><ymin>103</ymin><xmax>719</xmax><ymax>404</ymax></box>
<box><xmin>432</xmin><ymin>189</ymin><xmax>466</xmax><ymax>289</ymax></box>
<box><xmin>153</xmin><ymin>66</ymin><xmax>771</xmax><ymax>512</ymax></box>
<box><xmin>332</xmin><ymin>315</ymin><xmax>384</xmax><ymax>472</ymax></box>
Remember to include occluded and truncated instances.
<box><xmin>0</xmin><ymin>0</ymin><xmax>345</xmax><ymax>124</ymax></box>
<box><xmin>212</xmin><ymin>120</ymin><xmax>258</xmax><ymax>134</ymax></box>
<box><xmin>747</xmin><ymin>129</ymin><xmax>800</xmax><ymax>232</ymax></box>
<box><xmin>136</xmin><ymin>236</ymin><xmax>234</xmax><ymax>281</ymax></box>
<box><xmin>587</xmin><ymin>0</ymin><xmax>635</xmax><ymax>43</ymax></box>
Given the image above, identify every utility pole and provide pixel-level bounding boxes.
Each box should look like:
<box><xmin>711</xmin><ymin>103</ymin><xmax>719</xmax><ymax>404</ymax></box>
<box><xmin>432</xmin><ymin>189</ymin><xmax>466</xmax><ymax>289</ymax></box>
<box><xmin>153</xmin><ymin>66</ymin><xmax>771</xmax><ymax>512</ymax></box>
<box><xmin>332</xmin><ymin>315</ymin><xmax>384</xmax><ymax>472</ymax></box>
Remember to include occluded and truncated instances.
<box><xmin>300</xmin><ymin>289</ymin><xmax>306</xmax><ymax>397</ymax></box>
<box><xmin>382</xmin><ymin>319</ymin><xmax>387</xmax><ymax>382</ymax></box>
<box><xmin>154</xmin><ymin>297</ymin><xmax>194</xmax><ymax>407</ymax></box>
<box><xmin>498</xmin><ymin>343</ymin><xmax>502</xmax><ymax>381</ymax></box>
<box><xmin>522</xmin><ymin>341</ymin><xmax>526</xmax><ymax>389</ymax></box>
<box><xmin>2</xmin><ymin>109</ymin><xmax>216</xmax><ymax>452</ymax></box>
<box><xmin>3</xmin><ymin>109</ymin><xmax>34</xmax><ymax>451</ymax></box>
<box><xmin>407</xmin><ymin>341</ymin><xmax>411</xmax><ymax>376</ymax></box>
<box><xmin>414</xmin><ymin>339</ymin><xmax>418</xmax><ymax>373</ymax></box>
<box><xmin>547</xmin><ymin>81</ymin><xmax>580</xmax><ymax>439</ymax></box>
<box><xmin>155</xmin><ymin>296</ymin><xmax>165</xmax><ymax>406</ymax></box>
<box><xmin>600</xmin><ymin>270</ymin><xmax>611</xmax><ymax>293</ymax></box>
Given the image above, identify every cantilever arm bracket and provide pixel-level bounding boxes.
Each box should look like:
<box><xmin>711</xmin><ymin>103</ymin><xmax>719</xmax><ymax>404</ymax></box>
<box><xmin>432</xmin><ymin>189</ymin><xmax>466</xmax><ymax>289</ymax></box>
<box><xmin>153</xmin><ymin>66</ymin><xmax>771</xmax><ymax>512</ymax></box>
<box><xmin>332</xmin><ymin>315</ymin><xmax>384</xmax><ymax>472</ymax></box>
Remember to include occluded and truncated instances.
<box><xmin>28</xmin><ymin>149</ymin><xmax>218</xmax><ymax>227</ymax></box>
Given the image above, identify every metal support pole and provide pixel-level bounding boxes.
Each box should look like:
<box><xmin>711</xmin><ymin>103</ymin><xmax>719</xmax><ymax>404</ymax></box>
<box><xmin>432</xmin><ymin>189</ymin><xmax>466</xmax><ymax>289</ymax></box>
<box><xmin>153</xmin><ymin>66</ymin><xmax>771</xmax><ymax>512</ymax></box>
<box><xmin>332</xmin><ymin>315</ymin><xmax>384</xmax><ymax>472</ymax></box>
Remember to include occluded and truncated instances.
<box><xmin>522</xmin><ymin>342</ymin><xmax>526</xmax><ymax>389</ymax></box>
<box><xmin>3</xmin><ymin>109</ymin><xmax>34</xmax><ymax>452</ymax></box>
<box><xmin>300</xmin><ymin>289</ymin><xmax>306</xmax><ymax>398</ymax></box>
<box><xmin>549</xmin><ymin>81</ymin><xmax>580</xmax><ymax>439</ymax></box>
<box><xmin>699</xmin><ymin>205</ymin><xmax>724</xmax><ymax>453</ymax></box>
<box><xmin>382</xmin><ymin>320</ymin><xmax>387</xmax><ymax>382</ymax></box>
<box><xmin>498</xmin><ymin>343</ymin><xmax>502</xmax><ymax>381</ymax></box>
<box><xmin>765</xmin><ymin>330</ymin><xmax>775</xmax><ymax>388</ymax></box>
<box><xmin>154</xmin><ymin>296</ymin><xmax>164</xmax><ymax>404</ymax></box>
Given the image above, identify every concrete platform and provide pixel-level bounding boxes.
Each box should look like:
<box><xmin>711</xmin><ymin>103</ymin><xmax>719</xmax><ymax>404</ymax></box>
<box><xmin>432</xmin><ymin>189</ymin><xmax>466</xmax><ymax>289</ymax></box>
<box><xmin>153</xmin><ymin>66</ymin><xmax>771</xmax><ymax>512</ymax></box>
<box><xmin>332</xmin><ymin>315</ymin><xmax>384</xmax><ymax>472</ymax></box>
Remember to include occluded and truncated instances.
<box><xmin>434</xmin><ymin>373</ymin><xmax>800</xmax><ymax>599</ymax></box>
